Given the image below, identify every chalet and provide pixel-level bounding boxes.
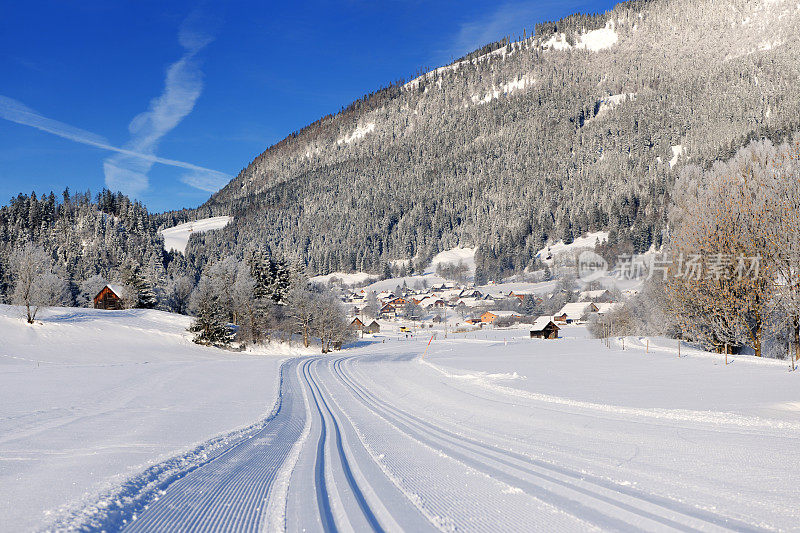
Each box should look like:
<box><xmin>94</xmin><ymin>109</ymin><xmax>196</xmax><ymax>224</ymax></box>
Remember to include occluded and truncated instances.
<box><xmin>465</xmin><ymin>318</ymin><xmax>483</xmax><ymax>325</ymax></box>
<box><xmin>363</xmin><ymin>320</ymin><xmax>380</xmax><ymax>334</ymax></box>
<box><xmin>480</xmin><ymin>310</ymin><xmax>522</xmax><ymax>324</ymax></box>
<box><xmin>379</xmin><ymin>304</ymin><xmax>398</xmax><ymax>319</ymax></box>
<box><xmin>419</xmin><ymin>296</ymin><xmax>446</xmax><ymax>309</ymax></box>
<box><xmin>554</xmin><ymin>302</ymin><xmax>599</xmax><ymax>324</ymax></box>
<box><xmin>388</xmin><ymin>297</ymin><xmax>407</xmax><ymax>306</ymax></box>
<box><xmin>579</xmin><ymin>289</ymin><xmax>614</xmax><ymax>303</ymax></box>
<box><xmin>350</xmin><ymin>317</ymin><xmax>381</xmax><ymax>334</ymax></box>
<box><xmin>349</xmin><ymin>317</ymin><xmax>366</xmax><ymax>331</ymax></box>
<box><xmin>93</xmin><ymin>284</ymin><xmax>125</xmax><ymax>310</ymax></box>
<box><xmin>530</xmin><ymin>317</ymin><xmax>559</xmax><ymax>339</ymax></box>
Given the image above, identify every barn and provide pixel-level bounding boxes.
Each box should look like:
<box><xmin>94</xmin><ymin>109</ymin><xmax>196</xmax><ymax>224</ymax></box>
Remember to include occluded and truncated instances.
<box><xmin>94</xmin><ymin>285</ymin><xmax>125</xmax><ymax>310</ymax></box>
<box><xmin>530</xmin><ymin>317</ymin><xmax>559</xmax><ymax>339</ymax></box>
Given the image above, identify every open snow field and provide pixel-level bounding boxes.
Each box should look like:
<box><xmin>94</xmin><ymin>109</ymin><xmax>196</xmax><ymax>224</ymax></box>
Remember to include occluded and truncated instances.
<box><xmin>4</xmin><ymin>310</ymin><xmax>800</xmax><ymax>531</ymax></box>
<box><xmin>0</xmin><ymin>305</ymin><xmax>285</xmax><ymax>531</ymax></box>
<box><xmin>158</xmin><ymin>216</ymin><xmax>232</xmax><ymax>254</ymax></box>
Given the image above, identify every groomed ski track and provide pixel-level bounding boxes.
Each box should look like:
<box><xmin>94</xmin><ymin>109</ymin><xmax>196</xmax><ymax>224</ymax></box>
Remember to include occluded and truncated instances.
<box><xmin>83</xmin><ymin>342</ymin><xmax>788</xmax><ymax>532</ymax></box>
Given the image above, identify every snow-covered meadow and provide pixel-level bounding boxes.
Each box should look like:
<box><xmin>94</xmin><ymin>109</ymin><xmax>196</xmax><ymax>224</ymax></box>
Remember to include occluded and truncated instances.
<box><xmin>0</xmin><ymin>305</ymin><xmax>285</xmax><ymax>530</ymax></box>
<box><xmin>3</xmin><ymin>306</ymin><xmax>800</xmax><ymax>531</ymax></box>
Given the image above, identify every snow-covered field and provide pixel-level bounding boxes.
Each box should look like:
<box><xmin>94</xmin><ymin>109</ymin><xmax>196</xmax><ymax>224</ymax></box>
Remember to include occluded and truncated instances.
<box><xmin>0</xmin><ymin>305</ymin><xmax>285</xmax><ymax>531</ymax></box>
<box><xmin>158</xmin><ymin>216</ymin><xmax>232</xmax><ymax>253</ymax></box>
<box><xmin>5</xmin><ymin>309</ymin><xmax>800</xmax><ymax>531</ymax></box>
<box><xmin>424</xmin><ymin>247</ymin><xmax>476</xmax><ymax>275</ymax></box>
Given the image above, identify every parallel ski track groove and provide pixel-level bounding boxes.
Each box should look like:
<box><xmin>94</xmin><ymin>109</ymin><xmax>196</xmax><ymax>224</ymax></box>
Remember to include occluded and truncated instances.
<box><xmin>301</xmin><ymin>359</ymin><xmax>339</xmax><ymax>533</ymax></box>
<box><xmin>333</xmin><ymin>355</ymin><xmax>768</xmax><ymax>533</ymax></box>
<box><xmin>123</xmin><ymin>361</ymin><xmax>306</xmax><ymax>533</ymax></box>
<box><xmin>304</xmin><ymin>358</ymin><xmax>387</xmax><ymax>532</ymax></box>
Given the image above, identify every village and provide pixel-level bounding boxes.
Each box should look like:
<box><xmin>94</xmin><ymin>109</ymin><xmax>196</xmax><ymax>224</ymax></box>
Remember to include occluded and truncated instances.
<box><xmin>340</xmin><ymin>280</ymin><xmax>622</xmax><ymax>341</ymax></box>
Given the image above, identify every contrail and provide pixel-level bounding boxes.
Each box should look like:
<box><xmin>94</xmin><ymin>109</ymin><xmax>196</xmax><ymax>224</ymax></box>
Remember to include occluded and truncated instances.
<box><xmin>104</xmin><ymin>11</ymin><xmax>225</xmax><ymax>196</ymax></box>
<box><xmin>0</xmin><ymin>94</ymin><xmax>229</xmax><ymax>190</ymax></box>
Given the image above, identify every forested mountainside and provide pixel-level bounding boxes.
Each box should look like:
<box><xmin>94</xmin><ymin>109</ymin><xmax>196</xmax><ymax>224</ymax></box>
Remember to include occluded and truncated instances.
<box><xmin>181</xmin><ymin>0</ymin><xmax>800</xmax><ymax>280</ymax></box>
<box><xmin>0</xmin><ymin>190</ymin><xmax>189</xmax><ymax>305</ymax></box>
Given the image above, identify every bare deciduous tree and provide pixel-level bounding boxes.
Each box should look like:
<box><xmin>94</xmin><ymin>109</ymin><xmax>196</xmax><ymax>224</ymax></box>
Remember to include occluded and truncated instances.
<box><xmin>10</xmin><ymin>242</ymin><xmax>68</xmax><ymax>323</ymax></box>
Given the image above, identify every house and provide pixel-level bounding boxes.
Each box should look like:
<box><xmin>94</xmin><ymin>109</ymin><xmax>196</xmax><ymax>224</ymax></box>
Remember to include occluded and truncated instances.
<box><xmin>350</xmin><ymin>317</ymin><xmax>381</xmax><ymax>334</ymax></box>
<box><xmin>379</xmin><ymin>304</ymin><xmax>398</xmax><ymax>319</ymax></box>
<box><xmin>363</xmin><ymin>320</ymin><xmax>380</xmax><ymax>334</ymax></box>
<box><xmin>419</xmin><ymin>296</ymin><xmax>446</xmax><ymax>309</ymax></box>
<box><xmin>554</xmin><ymin>302</ymin><xmax>599</xmax><ymax>324</ymax></box>
<box><xmin>480</xmin><ymin>310</ymin><xmax>522</xmax><ymax>324</ymax></box>
<box><xmin>388</xmin><ymin>297</ymin><xmax>407</xmax><ymax>306</ymax></box>
<box><xmin>595</xmin><ymin>302</ymin><xmax>622</xmax><ymax>315</ymax></box>
<box><xmin>465</xmin><ymin>318</ymin><xmax>483</xmax><ymax>325</ymax></box>
<box><xmin>530</xmin><ymin>317</ymin><xmax>559</xmax><ymax>339</ymax></box>
<box><xmin>579</xmin><ymin>289</ymin><xmax>614</xmax><ymax>303</ymax></box>
<box><xmin>93</xmin><ymin>284</ymin><xmax>125</xmax><ymax>310</ymax></box>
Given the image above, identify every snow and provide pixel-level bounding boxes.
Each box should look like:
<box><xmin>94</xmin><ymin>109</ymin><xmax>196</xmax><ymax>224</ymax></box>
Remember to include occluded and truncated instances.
<box><xmin>337</xmin><ymin>123</ymin><xmax>375</xmax><ymax>145</ymax></box>
<box><xmin>530</xmin><ymin>316</ymin><xmax>556</xmax><ymax>330</ymax></box>
<box><xmin>310</xmin><ymin>271</ymin><xmax>377</xmax><ymax>287</ymax></box>
<box><xmin>16</xmin><ymin>309</ymin><xmax>800</xmax><ymax>530</ymax></box>
<box><xmin>0</xmin><ymin>305</ymin><xmax>286</xmax><ymax>531</ymax></box>
<box><xmin>669</xmin><ymin>144</ymin><xmax>686</xmax><ymax>168</ymax></box>
<box><xmin>537</xmin><ymin>231</ymin><xmax>609</xmax><ymax>264</ymax></box>
<box><xmin>475</xmin><ymin>279</ymin><xmax>559</xmax><ymax>297</ymax></box>
<box><xmin>577</xmin><ymin>27</ymin><xmax>619</xmax><ymax>51</ymax></box>
<box><xmin>159</xmin><ymin>216</ymin><xmax>232</xmax><ymax>254</ymax></box>
<box><xmin>471</xmin><ymin>75</ymin><xmax>534</xmax><ymax>105</ymax></box>
<box><xmin>592</xmin><ymin>93</ymin><xmax>636</xmax><ymax>121</ymax></box>
<box><xmin>424</xmin><ymin>247</ymin><xmax>476</xmax><ymax>275</ymax></box>
<box><xmin>364</xmin><ymin>273</ymin><xmax>447</xmax><ymax>293</ymax></box>
<box><xmin>542</xmin><ymin>24</ymin><xmax>619</xmax><ymax>53</ymax></box>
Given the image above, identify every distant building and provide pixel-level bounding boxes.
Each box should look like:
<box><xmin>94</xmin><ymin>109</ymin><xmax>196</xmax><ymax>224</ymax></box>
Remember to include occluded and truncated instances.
<box><xmin>93</xmin><ymin>285</ymin><xmax>124</xmax><ymax>310</ymax></box>
<box><xmin>480</xmin><ymin>310</ymin><xmax>522</xmax><ymax>324</ymax></box>
<box><xmin>363</xmin><ymin>320</ymin><xmax>380</xmax><ymax>334</ymax></box>
<box><xmin>349</xmin><ymin>317</ymin><xmax>366</xmax><ymax>331</ymax></box>
<box><xmin>350</xmin><ymin>317</ymin><xmax>381</xmax><ymax>334</ymax></box>
<box><xmin>579</xmin><ymin>289</ymin><xmax>614</xmax><ymax>303</ymax></box>
<box><xmin>554</xmin><ymin>302</ymin><xmax>599</xmax><ymax>324</ymax></box>
<box><xmin>379</xmin><ymin>304</ymin><xmax>398</xmax><ymax>319</ymax></box>
<box><xmin>530</xmin><ymin>317</ymin><xmax>559</xmax><ymax>339</ymax></box>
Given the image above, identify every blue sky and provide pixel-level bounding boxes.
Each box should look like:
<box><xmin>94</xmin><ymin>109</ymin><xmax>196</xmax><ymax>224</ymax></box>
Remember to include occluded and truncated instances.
<box><xmin>0</xmin><ymin>0</ymin><xmax>615</xmax><ymax>212</ymax></box>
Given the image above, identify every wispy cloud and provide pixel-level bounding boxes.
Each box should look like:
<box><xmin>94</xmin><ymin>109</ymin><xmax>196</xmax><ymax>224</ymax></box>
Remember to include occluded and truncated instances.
<box><xmin>0</xmin><ymin>95</ymin><xmax>229</xmax><ymax>188</ymax></box>
<box><xmin>437</xmin><ymin>1</ymin><xmax>586</xmax><ymax>63</ymax></box>
<box><xmin>104</xmin><ymin>10</ymin><xmax>223</xmax><ymax>196</ymax></box>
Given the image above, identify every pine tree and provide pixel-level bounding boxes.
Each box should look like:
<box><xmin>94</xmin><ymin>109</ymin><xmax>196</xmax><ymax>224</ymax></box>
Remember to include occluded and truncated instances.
<box><xmin>189</xmin><ymin>277</ymin><xmax>234</xmax><ymax>346</ymax></box>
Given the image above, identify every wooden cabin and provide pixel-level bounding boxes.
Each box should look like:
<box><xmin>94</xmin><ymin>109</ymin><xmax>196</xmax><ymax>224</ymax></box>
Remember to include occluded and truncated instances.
<box><xmin>94</xmin><ymin>285</ymin><xmax>124</xmax><ymax>310</ymax></box>
<box><xmin>530</xmin><ymin>317</ymin><xmax>559</xmax><ymax>339</ymax></box>
<box><xmin>349</xmin><ymin>317</ymin><xmax>366</xmax><ymax>331</ymax></box>
<box><xmin>363</xmin><ymin>320</ymin><xmax>380</xmax><ymax>334</ymax></box>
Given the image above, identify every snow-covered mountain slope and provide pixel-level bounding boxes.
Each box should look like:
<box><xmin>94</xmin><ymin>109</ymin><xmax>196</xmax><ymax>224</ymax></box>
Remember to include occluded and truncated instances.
<box><xmin>158</xmin><ymin>216</ymin><xmax>231</xmax><ymax>253</ymax></box>
<box><xmin>0</xmin><ymin>305</ymin><xmax>285</xmax><ymax>531</ymax></box>
<box><xmin>189</xmin><ymin>0</ymin><xmax>800</xmax><ymax>280</ymax></box>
